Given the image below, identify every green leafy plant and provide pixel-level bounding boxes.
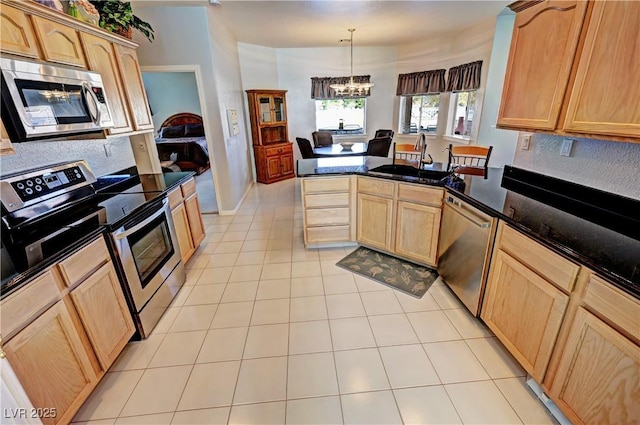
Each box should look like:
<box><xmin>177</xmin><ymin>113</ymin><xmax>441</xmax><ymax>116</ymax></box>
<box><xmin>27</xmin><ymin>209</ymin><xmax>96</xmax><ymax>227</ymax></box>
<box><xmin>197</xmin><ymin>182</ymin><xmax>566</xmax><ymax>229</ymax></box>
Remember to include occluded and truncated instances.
<box><xmin>89</xmin><ymin>1</ymin><xmax>154</xmax><ymax>42</ymax></box>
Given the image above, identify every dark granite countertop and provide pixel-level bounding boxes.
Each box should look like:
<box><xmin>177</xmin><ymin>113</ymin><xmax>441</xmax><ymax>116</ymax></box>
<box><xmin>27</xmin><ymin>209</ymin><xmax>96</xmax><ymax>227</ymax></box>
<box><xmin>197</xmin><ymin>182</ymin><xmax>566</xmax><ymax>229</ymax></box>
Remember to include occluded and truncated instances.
<box><xmin>296</xmin><ymin>156</ymin><xmax>639</xmax><ymax>299</ymax></box>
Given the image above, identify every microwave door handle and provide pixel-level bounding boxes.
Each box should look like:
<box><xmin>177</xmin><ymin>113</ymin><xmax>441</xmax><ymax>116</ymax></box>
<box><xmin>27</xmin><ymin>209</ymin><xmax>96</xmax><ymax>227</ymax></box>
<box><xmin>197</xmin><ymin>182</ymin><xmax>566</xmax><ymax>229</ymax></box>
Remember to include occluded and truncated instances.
<box><xmin>82</xmin><ymin>82</ymin><xmax>101</xmax><ymax>125</ymax></box>
<box><xmin>113</xmin><ymin>199</ymin><xmax>168</xmax><ymax>241</ymax></box>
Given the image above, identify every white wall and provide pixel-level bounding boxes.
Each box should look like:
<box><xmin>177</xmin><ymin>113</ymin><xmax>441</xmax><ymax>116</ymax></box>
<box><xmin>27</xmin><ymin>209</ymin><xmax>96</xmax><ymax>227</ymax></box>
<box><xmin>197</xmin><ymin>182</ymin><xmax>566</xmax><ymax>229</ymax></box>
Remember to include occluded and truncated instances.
<box><xmin>238</xmin><ymin>43</ymin><xmax>279</xmax><ymax>89</ymax></box>
<box><xmin>142</xmin><ymin>72</ymin><xmax>202</xmax><ymax>132</ymax></box>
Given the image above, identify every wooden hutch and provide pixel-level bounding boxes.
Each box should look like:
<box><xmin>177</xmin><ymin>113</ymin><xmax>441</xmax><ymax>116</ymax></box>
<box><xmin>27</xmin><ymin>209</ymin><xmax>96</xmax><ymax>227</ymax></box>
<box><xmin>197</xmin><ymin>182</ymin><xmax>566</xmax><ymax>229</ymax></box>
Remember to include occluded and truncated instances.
<box><xmin>246</xmin><ymin>89</ymin><xmax>295</xmax><ymax>184</ymax></box>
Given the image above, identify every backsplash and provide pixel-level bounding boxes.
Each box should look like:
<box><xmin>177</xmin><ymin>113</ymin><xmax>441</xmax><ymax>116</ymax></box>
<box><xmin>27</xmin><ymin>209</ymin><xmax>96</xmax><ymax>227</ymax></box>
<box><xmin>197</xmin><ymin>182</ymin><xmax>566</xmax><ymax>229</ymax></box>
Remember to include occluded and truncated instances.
<box><xmin>0</xmin><ymin>136</ymin><xmax>135</xmax><ymax>177</ymax></box>
<box><xmin>512</xmin><ymin>134</ymin><xmax>640</xmax><ymax>200</ymax></box>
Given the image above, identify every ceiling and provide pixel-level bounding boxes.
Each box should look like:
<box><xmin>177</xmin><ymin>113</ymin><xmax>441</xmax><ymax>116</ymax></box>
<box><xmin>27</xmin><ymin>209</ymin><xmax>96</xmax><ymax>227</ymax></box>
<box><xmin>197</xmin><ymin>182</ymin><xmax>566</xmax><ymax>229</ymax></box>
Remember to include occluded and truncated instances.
<box><xmin>140</xmin><ymin>1</ymin><xmax>512</xmax><ymax>48</ymax></box>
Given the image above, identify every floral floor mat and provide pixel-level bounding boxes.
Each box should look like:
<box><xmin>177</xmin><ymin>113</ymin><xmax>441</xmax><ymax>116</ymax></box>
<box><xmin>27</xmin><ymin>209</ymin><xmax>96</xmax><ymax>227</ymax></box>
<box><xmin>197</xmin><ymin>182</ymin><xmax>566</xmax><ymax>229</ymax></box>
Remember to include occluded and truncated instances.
<box><xmin>336</xmin><ymin>247</ymin><xmax>439</xmax><ymax>298</ymax></box>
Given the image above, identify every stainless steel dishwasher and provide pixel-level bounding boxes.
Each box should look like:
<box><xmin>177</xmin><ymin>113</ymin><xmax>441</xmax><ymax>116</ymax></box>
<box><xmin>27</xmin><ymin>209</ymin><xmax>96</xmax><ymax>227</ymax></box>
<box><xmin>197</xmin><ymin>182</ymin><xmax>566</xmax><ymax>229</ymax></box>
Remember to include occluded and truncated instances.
<box><xmin>437</xmin><ymin>194</ymin><xmax>497</xmax><ymax>316</ymax></box>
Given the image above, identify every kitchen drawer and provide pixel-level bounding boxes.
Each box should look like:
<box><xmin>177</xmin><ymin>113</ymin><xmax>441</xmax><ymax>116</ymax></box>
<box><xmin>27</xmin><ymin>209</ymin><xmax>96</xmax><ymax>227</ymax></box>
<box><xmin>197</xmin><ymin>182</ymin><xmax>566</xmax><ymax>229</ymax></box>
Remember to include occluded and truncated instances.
<box><xmin>305</xmin><ymin>208</ymin><xmax>350</xmax><ymax>226</ymax></box>
<box><xmin>265</xmin><ymin>144</ymin><xmax>292</xmax><ymax>156</ymax></box>
<box><xmin>58</xmin><ymin>237</ymin><xmax>110</xmax><ymax>287</ymax></box>
<box><xmin>167</xmin><ymin>186</ymin><xmax>183</xmax><ymax>209</ymax></box>
<box><xmin>181</xmin><ymin>177</ymin><xmax>196</xmax><ymax>198</ymax></box>
<box><xmin>306</xmin><ymin>225</ymin><xmax>351</xmax><ymax>243</ymax></box>
<box><xmin>358</xmin><ymin>177</ymin><xmax>394</xmax><ymax>197</ymax></box>
<box><xmin>304</xmin><ymin>193</ymin><xmax>350</xmax><ymax>208</ymax></box>
<box><xmin>498</xmin><ymin>223</ymin><xmax>579</xmax><ymax>293</ymax></box>
<box><xmin>1</xmin><ymin>269</ymin><xmax>62</xmax><ymax>338</ymax></box>
<box><xmin>303</xmin><ymin>177</ymin><xmax>350</xmax><ymax>194</ymax></box>
<box><xmin>583</xmin><ymin>274</ymin><xmax>640</xmax><ymax>343</ymax></box>
<box><xmin>398</xmin><ymin>183</ymin><xmax>443</xmax><ymax>206</ymax></box>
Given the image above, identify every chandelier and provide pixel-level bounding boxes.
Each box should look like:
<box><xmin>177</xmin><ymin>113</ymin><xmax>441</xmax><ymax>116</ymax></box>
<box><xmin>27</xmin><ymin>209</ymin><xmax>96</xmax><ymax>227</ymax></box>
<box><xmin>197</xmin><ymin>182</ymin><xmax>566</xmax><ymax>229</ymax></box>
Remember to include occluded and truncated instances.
<box><xmin>330</xmin><ymin>29</ymin><xmax>374</xmax><ymax>96</ymax></box>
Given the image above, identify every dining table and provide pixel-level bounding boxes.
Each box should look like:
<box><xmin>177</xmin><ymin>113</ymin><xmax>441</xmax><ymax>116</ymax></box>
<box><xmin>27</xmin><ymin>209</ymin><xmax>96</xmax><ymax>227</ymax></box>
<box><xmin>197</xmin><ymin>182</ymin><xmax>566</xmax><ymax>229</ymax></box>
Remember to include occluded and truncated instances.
<box><xmin>313</xmin><ymin>142</ymin><xmax>367</xmax><ymax>157</ymax></box>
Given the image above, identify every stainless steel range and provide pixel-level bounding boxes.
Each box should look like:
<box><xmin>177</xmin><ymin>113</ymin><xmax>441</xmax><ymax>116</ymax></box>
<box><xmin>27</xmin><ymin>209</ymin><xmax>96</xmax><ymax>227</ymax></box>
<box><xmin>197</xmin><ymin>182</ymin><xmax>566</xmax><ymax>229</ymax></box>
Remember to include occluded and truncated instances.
<box><xmin>0</xmin><ymin>160</ymin><xmax>185</xmax><ymax>339</ymax></box>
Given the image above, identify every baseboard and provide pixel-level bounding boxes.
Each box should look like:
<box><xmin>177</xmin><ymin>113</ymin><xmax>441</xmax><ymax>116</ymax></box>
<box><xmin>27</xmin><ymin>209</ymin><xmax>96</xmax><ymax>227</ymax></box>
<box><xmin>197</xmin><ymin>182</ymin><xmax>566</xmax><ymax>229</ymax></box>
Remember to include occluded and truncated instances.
<box><xmin>218</xmin><ymin>181</ymin><xmax>255</xmax><ymax>216</ymax></box>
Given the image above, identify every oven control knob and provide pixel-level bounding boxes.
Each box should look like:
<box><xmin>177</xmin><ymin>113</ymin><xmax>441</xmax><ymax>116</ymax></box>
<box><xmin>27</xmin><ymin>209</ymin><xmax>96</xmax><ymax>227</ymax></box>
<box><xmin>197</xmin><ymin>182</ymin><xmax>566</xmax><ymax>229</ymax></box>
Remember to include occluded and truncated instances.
<box><xmin>25</xmin><ymin>188</ymin><xmax>33</xmax><ymax>195</ymax></box>
<box><xmin>16</xmin><ymin>183</ymin><xmax>25</xmax><ymax>189</ymax></box>
<box><xmin>35</xmin><ymin>185</ymin><xmax>42</xmax><ymax>192</ymax></box>
<box><xmin>35</xmin><ymin>178</ymin><xmax>43</xmax><ymax>184</ymax></box>
<box><xmin>26</xmin><ymin>180</ymin><xmax>34</xmax><ymax>187</ymax></box>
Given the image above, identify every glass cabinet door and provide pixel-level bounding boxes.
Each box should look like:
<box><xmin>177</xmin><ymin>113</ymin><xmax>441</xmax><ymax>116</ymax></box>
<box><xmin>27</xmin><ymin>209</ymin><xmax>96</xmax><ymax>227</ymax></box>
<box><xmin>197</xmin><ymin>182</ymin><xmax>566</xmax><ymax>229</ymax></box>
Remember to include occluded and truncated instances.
<box><xmin>258</xmin><ymin>96</ymin><xmax>272</xmax><ymax>123</ymax></box>
<box><xmin>273</xmin><ymin>96</ymin><xmax>285</xmax><ymax>122</ymax></box>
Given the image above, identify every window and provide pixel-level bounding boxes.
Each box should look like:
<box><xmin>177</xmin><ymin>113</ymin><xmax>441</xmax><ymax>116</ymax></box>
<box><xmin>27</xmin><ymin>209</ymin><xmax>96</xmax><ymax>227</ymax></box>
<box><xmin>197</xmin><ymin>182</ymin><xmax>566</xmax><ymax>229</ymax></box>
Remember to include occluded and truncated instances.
<box><xmin>399</xmin><ymin>94</ymin><xmax>440</xmax><ymax>134</ymax></box>
<box><xmin>315</xmin><ymin>98</ymin><xmax>365</xmax><ymax>135</ymax></box>
<box><xmin>448</xmin><ymin>90</ymin><xmax>477</xmax><ymax>138</ymax></box>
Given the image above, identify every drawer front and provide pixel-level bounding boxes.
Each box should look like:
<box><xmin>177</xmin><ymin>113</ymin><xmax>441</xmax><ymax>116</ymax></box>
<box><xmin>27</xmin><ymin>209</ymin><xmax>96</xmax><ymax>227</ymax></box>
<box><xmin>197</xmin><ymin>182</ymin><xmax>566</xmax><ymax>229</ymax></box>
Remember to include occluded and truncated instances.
<box><xmin>398</xmin><ymin>183</ymin><xmax>443</xmax><ymax>206</ymax></box>
<box><xmin>303</xmin><ymin>177</ymin><xmax>350</xmax><ymax>193</ymax></box>
<box><xmin>1</xmin><ymin>269</ymin><xmax>61</xmax><ymax>338</ymax></box>
<box><xmin>58</xmin><ymin>237</ymin><xmax>110</xmax><ymax>287</ymax></box>
<box><xmin>305</xmin><ymin>208</ymin><xmax>350</xmax><ymax>226</ymax></box>
<box><xmin>304</xmin><ymin>193</ymin><xmax>350</xmax><ymax>208</ymax></box>
<box><xmin>167</xmin><ymin>186</ymin><xmax>183</xmax><ymax>209</ymax></box>
<box><xmin>583</xmin><ymin>274</ymin><xmax>640</xmax><ymax>342</ymax></box>
<box><xmin>265</xmin><ymin>144</ymin><xmax>292</xmax><ymax>156</ymax></box>
<box><xmin>181</xmin><ymin>178</ymin><xmax>196</xmax><ymax>198</ymax></box>
<box><xmin>499</xmin><ymin>223</ymin><xmax>579</xmax><ymax>293</ymax></box>
<box><xmin>358</xmin><ymin>177</ymin><xmax>394</xmax><ymax>197</ymax></box>
<box><xmin>306</xmin><ymin>225</ymin><xmax>351</xmax><ymax>243</ymax></box>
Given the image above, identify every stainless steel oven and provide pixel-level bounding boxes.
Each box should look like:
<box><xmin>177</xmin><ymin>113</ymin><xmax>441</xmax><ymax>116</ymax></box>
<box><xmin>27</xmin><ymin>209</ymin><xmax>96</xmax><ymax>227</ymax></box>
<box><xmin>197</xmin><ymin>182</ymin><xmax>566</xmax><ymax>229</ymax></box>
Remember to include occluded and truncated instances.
<box><xmin>108</xmin><ymin>198</ymin><xmax>185</xmax><ymax>338</ymax></box>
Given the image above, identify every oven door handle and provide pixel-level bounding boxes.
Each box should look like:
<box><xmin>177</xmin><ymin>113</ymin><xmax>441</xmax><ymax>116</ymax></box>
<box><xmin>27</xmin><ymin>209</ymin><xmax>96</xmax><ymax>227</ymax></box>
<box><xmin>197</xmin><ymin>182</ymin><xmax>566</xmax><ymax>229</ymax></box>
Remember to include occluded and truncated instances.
<box><xmin>113</xmin><ymin>199</ymin><xmax>168</xmax><ymax>241</ymax></box>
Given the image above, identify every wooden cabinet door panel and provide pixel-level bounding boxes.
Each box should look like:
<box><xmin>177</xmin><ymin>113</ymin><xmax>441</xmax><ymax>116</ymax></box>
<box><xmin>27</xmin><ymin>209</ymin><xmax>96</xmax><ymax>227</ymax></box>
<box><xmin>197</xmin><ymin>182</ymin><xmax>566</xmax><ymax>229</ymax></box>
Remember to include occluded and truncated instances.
<box><xmin>80</xmin><ymin>33</ymin><xmax>132</xmax><ymax>134</ymax></box>
<box><xmin>69</xmin><ymin>262</ymin><xmax>134</xmax><ymax>370</ymax></box>
<box><xmin>172</xmin><ymin>203</ymin><xmax>195</xmax><ymax>263</ymax></box>
<box><xmin>497</xmin><ymin>1</ymin><xmax>588</xmax><ymax>130</ymax></box>
<box><xmin>563</xmin><ymin>1</ymin><xmax>640</xmax><ymax>137</ymax></box>
<box><xmin>0</xmin><ymin>5</ymin><xmax>39</xmax><ymax>58</ymax></box>
<box><xmin>4</xmin><ymin>299</ymin><xmax>97</xmax><ymax>425</ymax></box>
<box><xmin>31</xmin><ymin>16</ymin><xmax>86</xmax><ymax>67</ymax></box>
<box><xmin>482</xmin><ymin>249</ymin><xmax>569</xmax><ymax>381</ymax></box>
<box><xmin>115</xmin><ymin>45</ymin><xmax>153</xmax><ymax>131</ymax></box>
<box><xmin>549</xmin><ymin>307</ymin><xmax>640</xmax><ymax>425</ymax></box>
<box><xmin>280</xmin><ymin>151</ymin><xmax>294</xmax><ymax>176</ymax></box>
<box><xmin>266</xmin><ymin>156</ymin><xmax>282</xmax><ymax>180</ymax></box>
<box><xmin>184</xmin><ymin>193</ymin><xmax>206</xmax><ymax>248</ymax></box>
<box><xmin>357</xmin><ymin>193</ymin><xmax>393</xmax><ymax>251</ymax></box>
<box><xmin>395</xmin><ymin>201</ymin><xmax>440</xmax><ymax>266</ymax></box>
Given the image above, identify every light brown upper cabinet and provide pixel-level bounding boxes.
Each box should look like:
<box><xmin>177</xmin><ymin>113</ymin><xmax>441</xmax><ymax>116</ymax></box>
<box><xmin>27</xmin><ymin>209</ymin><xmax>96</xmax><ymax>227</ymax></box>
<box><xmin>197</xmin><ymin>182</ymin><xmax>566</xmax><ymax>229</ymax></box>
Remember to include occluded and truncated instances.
<box><xmin>0</xmin><ymin>4</ymin><xmax>40</xmax><ymax>58</ymax></box>
<box><xmin>498</xmin><ymin>1</ymin><xmax>640</xmax><ymax>141</ymax></box>
<box><xmin>80</xmin><ymin>33</ymin><xmax>133</xmax><ymax>135</ymax></box>
<box><xmin>498</xmin><ymin>0</ymin><xmax>588</xmax><ymax>131</ymax></box>
<box><xmin>114</xmin><ymin>45</ymin><xmax>154</xmax><ymax>131</ymax></box>
<box><xmin>31</xmin><ymin>15</ymin><xmax>87</xmax><ymax>68</ymax></box>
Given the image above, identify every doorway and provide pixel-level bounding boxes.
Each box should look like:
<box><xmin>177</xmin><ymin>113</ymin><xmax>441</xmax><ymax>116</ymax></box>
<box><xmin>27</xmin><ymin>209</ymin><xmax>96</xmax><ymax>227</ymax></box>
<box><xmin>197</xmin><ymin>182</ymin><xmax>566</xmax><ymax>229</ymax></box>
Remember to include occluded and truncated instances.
<box><xmin>141</xmin><ymin>67</ymin><xmax>219</xmax><ymax>213</ymax></box>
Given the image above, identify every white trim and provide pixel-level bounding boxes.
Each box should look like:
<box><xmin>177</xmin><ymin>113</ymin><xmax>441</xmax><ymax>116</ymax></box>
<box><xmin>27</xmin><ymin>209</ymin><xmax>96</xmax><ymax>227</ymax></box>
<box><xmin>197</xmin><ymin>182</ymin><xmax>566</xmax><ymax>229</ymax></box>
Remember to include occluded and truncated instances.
<box><xmin>444</xmin><ymin>135</ymin><xmax>473</xmax><ymax>145</ymax></box>
<box><xmin>217</xmin><ymin>181</ymin><xmax>255</xmax><ymax>216</ymax></box>
<box><xmin>140</xmin><ymin>65</ymin><xmax>223</xmax><ymax>214</ymax></box>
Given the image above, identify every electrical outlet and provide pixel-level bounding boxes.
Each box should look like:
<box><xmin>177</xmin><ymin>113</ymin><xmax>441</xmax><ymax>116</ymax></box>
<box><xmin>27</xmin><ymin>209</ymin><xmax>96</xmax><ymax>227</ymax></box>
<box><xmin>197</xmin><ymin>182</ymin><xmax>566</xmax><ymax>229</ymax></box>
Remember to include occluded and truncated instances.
<box><xmin>103</xmin><ymin>143</ymin><xmax>112</xmax><ymax>157</ymax></box>
<box><xmin>521</xmin><ymin>134</ymin><xmax>531</xmax><ymax>150</ymax></box>
<box><xmin>560</xmin><ymin>139</ymin><xmax>574</xmax><ymax>157</ymax></box>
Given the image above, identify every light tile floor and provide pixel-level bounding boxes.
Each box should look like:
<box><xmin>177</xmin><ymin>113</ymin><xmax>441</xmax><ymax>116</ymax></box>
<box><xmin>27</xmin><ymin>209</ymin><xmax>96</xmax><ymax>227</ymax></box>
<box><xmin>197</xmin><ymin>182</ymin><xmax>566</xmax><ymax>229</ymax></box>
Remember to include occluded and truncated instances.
<box><xmin>73</xmin><ymin>179</ymin><xmax>557</xmax><ymax>425</ymax></box>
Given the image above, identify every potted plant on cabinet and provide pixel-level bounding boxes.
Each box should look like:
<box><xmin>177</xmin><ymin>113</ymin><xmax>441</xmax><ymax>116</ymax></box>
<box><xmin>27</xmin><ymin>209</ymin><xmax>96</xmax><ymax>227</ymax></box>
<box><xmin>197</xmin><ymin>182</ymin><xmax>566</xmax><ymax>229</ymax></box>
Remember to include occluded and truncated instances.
<box><xmin>89</xmin><ymin>0</ymin><xmax>154</xmax><ymax>42</ymax></box>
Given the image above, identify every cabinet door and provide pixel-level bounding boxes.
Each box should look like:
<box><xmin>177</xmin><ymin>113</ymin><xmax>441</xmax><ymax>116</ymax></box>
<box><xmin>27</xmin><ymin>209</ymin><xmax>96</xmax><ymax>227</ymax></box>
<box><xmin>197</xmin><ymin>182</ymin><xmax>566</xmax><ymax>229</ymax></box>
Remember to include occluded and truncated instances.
<box><xmin>266</xmin><ymin>156</ymin><xmax>282</xmax><ymax>180</ymax></box>
<box><xmin>563</xmin><ymin>1</ymin><xmax>640</xmax><ymax>137</ymax></box>
<box><xmin>481</xmin><ymin>249</ymin><xmax>569</xmax><ymax>382</ymax></box>
<box><xmin>80</xmin><ymin>33</ymin><xmax>133</xmax><ymax>134</ymax></box>
<box><xmin>0</xmin><ymin>5</ymin><xmax>39</xmax><ymax>58</ymax></box>
<box><xmin>280</xmin><ymin>151</ymin><xmax>294</xmax><ymax>176</ymax></box>
<box><xmin>172</xmin><ymin>203</ymin><xmax>195</xmax><ymax>264</ymax></box>
<box><xmin>497</xmin><ymin>1</ymin><xmax>588</xmax><ymax>130</ymax></box>
<box><xmin>257</xmin><ymin>95</ymin><xmax>274</xmax><ymax>124</ymax></box>
<box><xmin>272</xmin><ymin>94</ymin><xmax>287</xmax><ymax>123</ymax></box>
<box><xmin>357</xmin><ymin>193</ymin><xmax>393</xmax><ymax>251</ymax></box>
<box><xmin>1</xmin><ymin>120</ymin><xmax>15</xmax><ymax>156</ymax></box>
<box><xmin>394</xmin><ymin>201</ymin><xmax>440</xmax><ymax>266</ymax></box>
<box><xmin>4</xmin><ymin>298</ymin><xmax>98</xmax><ymax>425</ymax></box>
<box><xmin>31</xmin><ymin>16</ymin><xmax>86</xmax><ymax>67</ymax></box>
<box><xmin>184</xmin><ymin>193</ymin><xmax>205</xmax><ymax>248</ymax></box>
<box><xmin>549</xmin><ymin>308</ymin><xmax>639</xmax><ymax>425</ymax></box>
<box><xmin>69</xmin><ymin>262</ymin><xmax>135</xmax><ymax>370</ymax></box>
<box><xmin>115</xmin><ymin>45</ymin><xmax>154</xmax><ymax>131</ymax></box>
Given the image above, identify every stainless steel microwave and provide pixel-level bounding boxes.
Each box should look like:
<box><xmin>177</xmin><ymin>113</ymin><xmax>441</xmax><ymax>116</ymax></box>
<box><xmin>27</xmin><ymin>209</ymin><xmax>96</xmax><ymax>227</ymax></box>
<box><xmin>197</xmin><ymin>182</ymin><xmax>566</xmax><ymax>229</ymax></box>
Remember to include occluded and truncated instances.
<box><xmin>0</xmin><ymin>58</ymin><xmax>114</xmax><ymax>142</ymax></box>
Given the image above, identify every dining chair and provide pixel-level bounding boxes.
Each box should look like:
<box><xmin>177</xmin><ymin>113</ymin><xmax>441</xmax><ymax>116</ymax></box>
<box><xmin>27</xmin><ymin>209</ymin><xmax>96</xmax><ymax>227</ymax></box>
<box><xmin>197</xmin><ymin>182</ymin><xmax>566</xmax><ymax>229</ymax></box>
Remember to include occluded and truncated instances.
<box><xmin>393</xmin><ymin>143</ymin><xmax>422</xmax><ymax>165</ymax></box>
<box><xmin>446</xmin><ymin>144</ymin><xmax>493</xmax><ymax>174</ymax></box>
<box><xmin>296</xmin><ymin>137</ymin><xmax>316</xmax><ymax>159</ymax></box>
<box><xmin>374</xmin><ymin>129</ymin><xmax>395</xmax><ymax>139</ymax></box>
<box><xmin>366</xmin><ymin>136</ymin><xmax>393</xmax><ymax>157</ymax></box>
<box><xmin>311</xmin><ymin>131</ymin><xmax>333</xmax><ymax>147</ymax></box>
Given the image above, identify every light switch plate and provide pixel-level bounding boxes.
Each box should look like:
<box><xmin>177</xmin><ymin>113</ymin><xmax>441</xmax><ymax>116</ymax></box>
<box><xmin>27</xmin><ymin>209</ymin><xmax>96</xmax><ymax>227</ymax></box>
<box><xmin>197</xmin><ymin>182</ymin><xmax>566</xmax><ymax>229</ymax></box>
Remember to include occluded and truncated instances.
<box><xmin>521</xmin><ymin>135</ymin><xmax>531</xmax><ymax>150</ymax></box>
<box><xmin>560</xmin><ymin>139</ymin><xmax>574</xmax><ymax>157</ymax></box>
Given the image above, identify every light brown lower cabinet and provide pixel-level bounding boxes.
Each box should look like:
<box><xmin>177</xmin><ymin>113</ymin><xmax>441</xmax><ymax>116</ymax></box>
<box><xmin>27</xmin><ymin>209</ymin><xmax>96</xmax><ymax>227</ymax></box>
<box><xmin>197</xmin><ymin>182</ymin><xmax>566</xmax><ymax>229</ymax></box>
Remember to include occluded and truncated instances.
<box><xmin>184</xmin><ymin>193</ymin><xmax>205</xmax><ymax>248</ymax></box>
<box><xmin>481</xmin><ymin>248</ymin><xmax>569</xmax><ymax>382</ymax></box>
<box><xmin>356</xmin><ymin>193</ymin><xmax>394</xmax><ymax>251</ymax></box>
<box><xmin>4</xmin><ymin>297</ymin><xmax>99</xmax><ymax>425</ymax></box>
<box><xmin>172</xmin><ymin>202</ymin><xmax>195</xmax><ymax>263</ymax></box>
<box><xmin>548</xmin><ymin>307</ymin><xmax>639</xmax><ymax>425</ymax></box>
<box><xmin>394</xmin><ymin>200</ymin><xmax>440</xmax><ymax>265</ymax></box>
<box><xmin>168</xmin><ymin>177</ymin><xmax>206</xmax><ymax>264</ymax></box>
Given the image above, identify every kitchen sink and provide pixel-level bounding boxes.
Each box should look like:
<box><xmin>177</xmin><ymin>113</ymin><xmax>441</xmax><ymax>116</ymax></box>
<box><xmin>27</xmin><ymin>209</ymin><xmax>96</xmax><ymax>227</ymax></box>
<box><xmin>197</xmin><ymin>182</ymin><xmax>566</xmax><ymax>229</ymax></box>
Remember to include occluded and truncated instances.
<box><xmin>368</xmin><ymin>164</ymin><xmax>451</xmax><ymax>180</ymax></box>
